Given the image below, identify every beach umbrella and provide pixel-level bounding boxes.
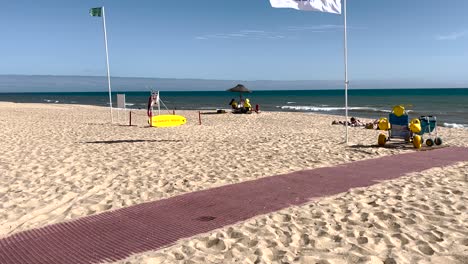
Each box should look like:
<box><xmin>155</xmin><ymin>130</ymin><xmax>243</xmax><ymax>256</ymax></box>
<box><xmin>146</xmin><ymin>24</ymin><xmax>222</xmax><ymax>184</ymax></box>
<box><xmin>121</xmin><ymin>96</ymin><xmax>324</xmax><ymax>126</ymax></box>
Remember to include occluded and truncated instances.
<box><xmin>227</xmin><ymin>84</ymin><xmax>252</xmax><ymax>101</ymax></box>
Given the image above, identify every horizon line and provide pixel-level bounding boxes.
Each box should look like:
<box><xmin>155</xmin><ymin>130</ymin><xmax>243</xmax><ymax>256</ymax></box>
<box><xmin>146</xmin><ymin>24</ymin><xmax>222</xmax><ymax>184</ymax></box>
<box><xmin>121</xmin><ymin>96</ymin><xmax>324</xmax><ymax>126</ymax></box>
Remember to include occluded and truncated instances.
<box><xmin>2</xmin><ymin>74</ymin><xmax>467</xmax><ymax>83</ymax></box>
<box><xmin>1</xmin><ymin>87</ymin><xmax>468</xmax><ymax>94</ymax></box>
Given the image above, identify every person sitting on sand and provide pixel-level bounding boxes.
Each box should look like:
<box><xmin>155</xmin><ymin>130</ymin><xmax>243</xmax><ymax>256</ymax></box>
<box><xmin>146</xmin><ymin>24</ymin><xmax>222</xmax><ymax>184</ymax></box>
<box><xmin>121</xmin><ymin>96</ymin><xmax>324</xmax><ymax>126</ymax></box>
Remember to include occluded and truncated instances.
<box><xmin>243</xmin><ymin>98</ymin><xmax>252</xmax><ymax>113</ymax></box>
<box><xmin>229</xmin><ymin>98</ymin><xmax>238</xmax><ymax>109</ymax></box>
<box><xmin>238</xmin><ymin>99</ymin><xmax>244</xmax><ymax>108</ymax></box>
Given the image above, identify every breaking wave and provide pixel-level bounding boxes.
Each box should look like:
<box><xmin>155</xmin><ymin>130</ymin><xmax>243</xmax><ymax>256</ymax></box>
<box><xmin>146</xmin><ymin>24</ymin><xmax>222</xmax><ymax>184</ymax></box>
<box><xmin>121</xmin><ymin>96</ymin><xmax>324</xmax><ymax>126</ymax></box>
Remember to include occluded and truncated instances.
<box><xmin>43</xmin><ymin>99</ymin><xmax>59</xmax><ymax>103</ymax></box>
<box><xmin>443</xmin><ymin>123</ymin><xmax>468</xmax><ymax>129</ymax></box>
<box><xmin>278</xmin><ymin>105</ymin><xmax>391</xmax><ymax>113</ymax></box>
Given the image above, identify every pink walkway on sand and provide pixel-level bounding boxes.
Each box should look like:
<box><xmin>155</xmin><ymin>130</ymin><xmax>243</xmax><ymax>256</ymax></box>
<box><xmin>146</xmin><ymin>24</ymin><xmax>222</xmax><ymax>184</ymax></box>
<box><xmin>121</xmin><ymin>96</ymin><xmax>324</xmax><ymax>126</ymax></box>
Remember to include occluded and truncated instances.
<box><xmin>1</xmin><ymin>147</ymin><xmax>467</xmax><ymax>264</ymax></box>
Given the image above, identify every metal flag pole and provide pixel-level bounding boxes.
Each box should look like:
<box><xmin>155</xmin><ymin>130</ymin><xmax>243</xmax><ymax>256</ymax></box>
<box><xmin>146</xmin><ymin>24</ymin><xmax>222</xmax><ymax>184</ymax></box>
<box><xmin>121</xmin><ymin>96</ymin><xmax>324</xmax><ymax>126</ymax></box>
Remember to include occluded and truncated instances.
<box><xmin>102</xmin><ymin>6</ymin><xmax>113</xmax><ymax>123</ymax></box>
<box><xmin>343</xmin><ymin>0</ymin><xmax>349</xmax><ymax>144</ymax></box>
<box><xmin>157</xmin><ymin>91</ymin><xmax>161</xmax><ymax>115</ymax></box>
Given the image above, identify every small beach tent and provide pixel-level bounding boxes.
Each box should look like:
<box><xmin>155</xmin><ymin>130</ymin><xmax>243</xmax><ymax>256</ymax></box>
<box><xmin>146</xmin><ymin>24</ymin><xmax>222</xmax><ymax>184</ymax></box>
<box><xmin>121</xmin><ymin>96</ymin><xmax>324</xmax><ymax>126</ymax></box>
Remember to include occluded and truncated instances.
<box><xmin>227</xmin><ymin>84</ymin><xmax>252</xmax><ymax>101</ymax></box>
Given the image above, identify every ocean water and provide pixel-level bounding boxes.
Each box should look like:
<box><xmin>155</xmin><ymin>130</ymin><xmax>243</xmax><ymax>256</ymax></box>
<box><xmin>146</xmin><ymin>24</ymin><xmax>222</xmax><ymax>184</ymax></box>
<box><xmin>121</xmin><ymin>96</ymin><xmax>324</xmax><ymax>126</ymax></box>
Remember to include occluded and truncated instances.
<box><xmin>1</xmin><ymin>88</ymin><xmax>467</xmax><ymax>128</ymax></box>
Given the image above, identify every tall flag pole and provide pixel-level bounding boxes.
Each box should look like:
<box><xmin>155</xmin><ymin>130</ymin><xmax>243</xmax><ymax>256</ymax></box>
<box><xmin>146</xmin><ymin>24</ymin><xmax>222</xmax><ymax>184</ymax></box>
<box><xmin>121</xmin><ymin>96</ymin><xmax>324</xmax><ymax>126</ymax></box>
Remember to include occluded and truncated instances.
<box><xmin>90</xmin><ymin>6</ymin><xmax>113</xmax><ymax>123</ymax></box>
<box><xmin>343</xmin><ymin>0</ymin><xmax>349</xmax><ymax>143</ymax></box>
<box><xmin>269</xmin><ymin>0</ymin><xmax>348</xmax><ymax>143</ymax></box>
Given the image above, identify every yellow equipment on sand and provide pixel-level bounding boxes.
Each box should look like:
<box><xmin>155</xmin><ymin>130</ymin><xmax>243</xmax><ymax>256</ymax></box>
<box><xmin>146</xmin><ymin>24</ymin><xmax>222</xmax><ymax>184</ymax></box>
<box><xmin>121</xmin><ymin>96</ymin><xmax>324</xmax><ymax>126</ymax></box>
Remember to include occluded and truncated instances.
<box><xmin>409</xmin><ymin>118</ymin><xmax>422</xmax><ymax>133</ymax></box>
<box><xmin>413</xmin><ymin>135</ymin><xmax>422</xmax><ymax>149</ymax></box>
<box><xmin>150</xmin><ymin>115</ymin><xmax>186</xmax><ymax>127</ymax></box>
<box><xmin>392</xmin><ymin>105</ymin><xmax>405</xmax><ymax>117</ymax></box>
<box><xmin>378</xmin><ymin>133</ymin><xmax>387</xmax><ymax>146</ymax></box>
<box><xmin>377</xmin><ymin>105</ymin><xmax>442</xmax><ymax>149</ymax></box>
<box><xmin>378</xmin><ymin>117</ymin><xmax>391</xmax><ymax>131</ymax></box>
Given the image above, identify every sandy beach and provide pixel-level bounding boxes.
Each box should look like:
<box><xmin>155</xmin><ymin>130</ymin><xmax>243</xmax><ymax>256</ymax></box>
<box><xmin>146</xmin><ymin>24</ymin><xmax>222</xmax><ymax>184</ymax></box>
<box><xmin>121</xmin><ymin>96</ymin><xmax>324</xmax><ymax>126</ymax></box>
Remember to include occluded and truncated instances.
<box><xmin>1</xmin><ymin>102</ymin><xmax>467</xmax><ymax>263</ymax></box>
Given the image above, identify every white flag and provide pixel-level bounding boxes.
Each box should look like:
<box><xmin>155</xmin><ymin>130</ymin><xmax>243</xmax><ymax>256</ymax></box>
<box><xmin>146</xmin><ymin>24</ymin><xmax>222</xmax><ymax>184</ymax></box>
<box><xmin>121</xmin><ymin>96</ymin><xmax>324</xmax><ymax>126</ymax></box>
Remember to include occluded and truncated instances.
<box><xmin>270</xmin><ymin>0</ymin><xmax>341</xmax><ymax>14</ymax></box>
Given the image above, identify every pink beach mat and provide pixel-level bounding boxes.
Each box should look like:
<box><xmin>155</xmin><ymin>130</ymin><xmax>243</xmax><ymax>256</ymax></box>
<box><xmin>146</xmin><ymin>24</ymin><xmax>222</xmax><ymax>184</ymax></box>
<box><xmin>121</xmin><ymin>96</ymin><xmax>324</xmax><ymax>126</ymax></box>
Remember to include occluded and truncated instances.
<box><xmin>1</xmin><ymin>147</ymin><xmax>467</xmax><ymax>264</ymax></box>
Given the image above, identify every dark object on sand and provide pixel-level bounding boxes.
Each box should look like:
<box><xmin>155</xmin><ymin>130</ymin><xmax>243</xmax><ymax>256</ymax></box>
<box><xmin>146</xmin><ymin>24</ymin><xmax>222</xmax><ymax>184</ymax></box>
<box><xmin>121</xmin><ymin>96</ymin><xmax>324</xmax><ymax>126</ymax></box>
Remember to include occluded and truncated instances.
<box><xmin>201</xmin><ymin>109</ymin><xmax>227</xmax><ymax>115</ymax></box>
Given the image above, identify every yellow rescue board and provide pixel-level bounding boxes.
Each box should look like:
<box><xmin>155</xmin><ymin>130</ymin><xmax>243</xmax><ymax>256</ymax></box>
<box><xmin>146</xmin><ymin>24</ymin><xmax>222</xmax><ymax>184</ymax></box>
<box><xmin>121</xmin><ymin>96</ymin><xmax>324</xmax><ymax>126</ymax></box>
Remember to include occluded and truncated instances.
<box><xmin>150</xmin><ymin>115</ymin><xmax>186</xmax><ymax>127</ymax></box>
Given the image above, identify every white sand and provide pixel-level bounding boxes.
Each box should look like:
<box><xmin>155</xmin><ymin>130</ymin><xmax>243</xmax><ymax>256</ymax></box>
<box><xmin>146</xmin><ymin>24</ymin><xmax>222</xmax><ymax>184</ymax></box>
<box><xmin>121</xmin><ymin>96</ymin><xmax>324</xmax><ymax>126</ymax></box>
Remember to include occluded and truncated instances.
<box><xmin>0</xmin><ymin>102</ymin><xmax>467</xmax><ymax>263</ymax></box>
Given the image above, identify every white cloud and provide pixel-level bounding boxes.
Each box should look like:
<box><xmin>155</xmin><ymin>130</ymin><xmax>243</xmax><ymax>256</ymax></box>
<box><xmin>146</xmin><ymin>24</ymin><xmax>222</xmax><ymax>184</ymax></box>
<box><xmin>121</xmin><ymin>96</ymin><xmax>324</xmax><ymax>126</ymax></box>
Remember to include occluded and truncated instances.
<box><xmin>195</xmin><ymin>24</ymin><xmax>364</xmax><ymax>40</ymax></box>
<box><xmin>268</xmin><ymin>35</ymin><xmax>286</xmax><ymax>39</ymax></box>
<box><xmin>227</xmin><ymin>33</ymin><xmax>247</xmax><ymax>37</ymax></box>
<box><xmin>287</xmin><ymin>24</ymin><xmax>343</xmax><ymax>31</ymax></box>
<box><xmin>195</xmin><ymin>30</ymin><xmax>278</xmax><ymax>40</ymax></box>
<box><xmin>240</xmin><ymin>30</ymin><xmax>266</xmax><ymax>34</ymax></box>
<box><xmin>286</xmin><ymin>24</ymin><xmax>364</xmax><ymax>31</ymax></box>
<box><xmin>436</xmin><ymin>30</ymin><xmax>468</xmax><ymax>40</ymax></box>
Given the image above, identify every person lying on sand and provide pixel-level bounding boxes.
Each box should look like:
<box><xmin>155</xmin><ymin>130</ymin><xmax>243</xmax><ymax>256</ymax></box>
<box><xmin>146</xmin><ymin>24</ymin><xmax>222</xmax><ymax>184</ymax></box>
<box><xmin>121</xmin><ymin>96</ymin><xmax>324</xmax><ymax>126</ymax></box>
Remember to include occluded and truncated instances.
<box><xmin>332</xmin><ymin>117</ymin><xmax>379</xmax><ymax>129</ymax></box>
<box><xmin>350</xmin><ymin>117</ymin><xmax>362</xmax><ymax>127</ymax></box>
<box><xmin>331</xmin><ymin>117</ymin><xmax>362</xmax><ymax>127</ymax></box>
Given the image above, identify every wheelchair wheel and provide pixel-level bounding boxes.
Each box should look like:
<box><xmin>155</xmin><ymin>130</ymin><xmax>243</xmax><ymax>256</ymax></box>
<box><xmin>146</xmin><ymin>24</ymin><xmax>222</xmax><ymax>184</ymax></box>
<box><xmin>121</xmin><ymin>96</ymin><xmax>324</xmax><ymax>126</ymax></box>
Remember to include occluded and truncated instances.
<box><xmin>378</xmin><ymin>133</ymin><xmax>386</xmax><ymax>146</ymax></box>
<box><xmin>426</xmin><ymin>138</ymin><xmax>434</xmax><ymax>147</ymax></box>
<box><xmin>413</xmin><ymin>135</ymin><xmax>422</xmax><ymax>149</ymax></box>
<box><xmin>435</xmin><ymin>137</ymin><xmax>442</xmax><ymax>145</ymax></box>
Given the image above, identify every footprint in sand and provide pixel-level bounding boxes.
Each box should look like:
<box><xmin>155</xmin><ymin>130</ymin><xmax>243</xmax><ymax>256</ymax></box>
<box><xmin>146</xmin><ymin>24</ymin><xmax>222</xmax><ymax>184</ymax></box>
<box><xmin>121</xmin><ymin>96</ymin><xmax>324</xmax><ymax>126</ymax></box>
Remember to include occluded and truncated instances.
<box><xmin>418</xmin><ymin>243</ymin><xmax>435</xmax><ymax>255</ymax></box>
<box><xmin>356</xmin><ymin>236</ymin><xmax>369</xmax><ymax>244</ymax></box>
<box><xmin>422</xmin><ymin>231</ymin><xmax>444</xmax><ymax>243</ymax></box>
<box><xmin>205</xmin><ymin>237</ymin><xmax>226</xmax><ymax>251</ymax></box>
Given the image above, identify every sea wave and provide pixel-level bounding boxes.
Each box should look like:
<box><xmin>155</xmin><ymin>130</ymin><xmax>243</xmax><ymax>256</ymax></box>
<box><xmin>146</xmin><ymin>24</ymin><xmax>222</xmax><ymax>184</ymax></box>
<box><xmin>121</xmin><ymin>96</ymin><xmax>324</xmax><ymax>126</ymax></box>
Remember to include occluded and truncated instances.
<box><xmin>278</xmin><ymin>105</ymin><xmax>391</xmax><ymax>113</ymax></box>
<box><xmin>198</xmin><ymin>106</ymin><xmax>223</xmax><ymax>110</ymax></box>
<box><xmin>286</xmin><ymin>102</ymin><xmax>296</xmax><ymax>104</ymax></box>
<box><xmin>443</xmin><ymin>123</ymin><xmax>468</xmax><ymax>129</ymax></box>
<box><xmin>43</xmin><ymin>99</ymin><xmax>59</xmax><ymax>103</ymax></box>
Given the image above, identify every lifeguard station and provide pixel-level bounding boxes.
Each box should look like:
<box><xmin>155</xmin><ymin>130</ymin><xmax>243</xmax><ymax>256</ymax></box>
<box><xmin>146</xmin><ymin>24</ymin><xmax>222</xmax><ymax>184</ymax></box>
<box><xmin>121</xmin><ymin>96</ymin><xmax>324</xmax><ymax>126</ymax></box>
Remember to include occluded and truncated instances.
<box><xmin>377</xmin><ymin>105</ymin><xmax>442</xmax><ymax>149</ymax></box>
<box><xmin>147</xmin><ymin>91</ymin><xmax>186</xmax><ymax>128</ymax></box>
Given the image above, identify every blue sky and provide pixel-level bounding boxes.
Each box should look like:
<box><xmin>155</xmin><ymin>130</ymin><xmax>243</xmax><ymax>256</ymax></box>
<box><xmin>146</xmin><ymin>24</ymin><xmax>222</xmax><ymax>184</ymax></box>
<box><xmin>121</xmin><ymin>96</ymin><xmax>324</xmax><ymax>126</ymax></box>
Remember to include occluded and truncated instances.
<box><xmin>0</xmin><ymin>0</ymin><xmax>467</xmax><ymax>82</ymax></box>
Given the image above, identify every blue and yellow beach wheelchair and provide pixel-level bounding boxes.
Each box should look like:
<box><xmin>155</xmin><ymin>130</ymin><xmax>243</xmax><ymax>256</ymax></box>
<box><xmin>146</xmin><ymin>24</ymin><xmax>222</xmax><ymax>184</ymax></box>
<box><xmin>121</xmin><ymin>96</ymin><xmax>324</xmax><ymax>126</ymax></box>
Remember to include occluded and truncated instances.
<box><xmin>377</xmin><ymin>105</ymin><xmax>442</xmax><ymax>149</ymax></box>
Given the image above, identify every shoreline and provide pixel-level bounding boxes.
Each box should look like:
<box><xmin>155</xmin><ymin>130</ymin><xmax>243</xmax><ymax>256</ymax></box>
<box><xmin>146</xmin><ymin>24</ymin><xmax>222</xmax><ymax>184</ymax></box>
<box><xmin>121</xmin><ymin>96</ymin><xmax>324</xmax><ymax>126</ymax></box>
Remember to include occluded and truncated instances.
<box><xmin>1</xmin><ymin>101</ymin><xmax>467</xmax><ymax>129</ymax></box>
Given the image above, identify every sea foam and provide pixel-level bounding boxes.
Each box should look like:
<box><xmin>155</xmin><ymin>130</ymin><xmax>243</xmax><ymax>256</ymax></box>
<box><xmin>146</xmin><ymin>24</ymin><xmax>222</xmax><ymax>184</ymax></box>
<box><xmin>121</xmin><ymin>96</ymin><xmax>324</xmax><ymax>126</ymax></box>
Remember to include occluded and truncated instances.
<box><xmin>443</xmin><ymin>123</ymin><xmax>467</xmax><ymax>129</ymax></box>
<box><xmin>278</xmin><ymin>105</ymin><xmax>391</xmax><ymax>113</ymax></box>
<box><xmin>43</xmin><ymin>99</ymin><xmax>59</xmax><ymax>103</ymax></box>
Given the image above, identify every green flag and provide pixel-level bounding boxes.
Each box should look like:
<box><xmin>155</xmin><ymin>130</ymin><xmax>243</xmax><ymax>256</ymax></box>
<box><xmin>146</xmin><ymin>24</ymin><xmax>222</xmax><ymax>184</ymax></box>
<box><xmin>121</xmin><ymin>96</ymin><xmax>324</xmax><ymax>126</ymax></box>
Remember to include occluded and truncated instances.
<box><xmin>89</xmin><ymin>7</ymin><xmax>102</xmax><ymax>17</ymax></box>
